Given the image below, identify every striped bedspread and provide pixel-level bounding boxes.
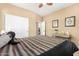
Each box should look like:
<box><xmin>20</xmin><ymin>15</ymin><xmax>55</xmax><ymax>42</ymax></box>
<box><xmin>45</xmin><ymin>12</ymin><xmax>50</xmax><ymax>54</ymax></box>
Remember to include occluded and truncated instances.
<box><xmin>0</xmin><ymin>36</ymin><xmax>66</xmax><ymax>56</ymax></box>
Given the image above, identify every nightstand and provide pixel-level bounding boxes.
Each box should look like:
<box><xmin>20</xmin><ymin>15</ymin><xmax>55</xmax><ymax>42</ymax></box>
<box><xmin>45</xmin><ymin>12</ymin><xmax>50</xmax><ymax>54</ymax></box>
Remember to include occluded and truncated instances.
<box><xmin>55</xmin><ymin>34</ymin><xmax>71</xmax><ymax>39</ymax></box>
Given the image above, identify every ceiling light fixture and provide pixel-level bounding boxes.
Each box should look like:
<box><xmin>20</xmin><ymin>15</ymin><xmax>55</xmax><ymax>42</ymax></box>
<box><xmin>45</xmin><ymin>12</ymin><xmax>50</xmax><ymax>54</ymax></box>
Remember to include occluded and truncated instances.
<box><xmin>38</xmin><ymin>3</ymin><xmax>53</xmax><ymax>8</ymax></box>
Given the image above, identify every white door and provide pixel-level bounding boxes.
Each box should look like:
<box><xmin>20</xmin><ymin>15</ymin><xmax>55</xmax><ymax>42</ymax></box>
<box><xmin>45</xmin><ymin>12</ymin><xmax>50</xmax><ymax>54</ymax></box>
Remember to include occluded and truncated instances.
<box><xmin>4</xmin><ymin>13</ymin><xmax>29</xmax><ymax>38</ymax></box>
<box><xmin>40</xmin><ymin>21</ymin><xmax>45</xmax><ymax>35</ymax></box>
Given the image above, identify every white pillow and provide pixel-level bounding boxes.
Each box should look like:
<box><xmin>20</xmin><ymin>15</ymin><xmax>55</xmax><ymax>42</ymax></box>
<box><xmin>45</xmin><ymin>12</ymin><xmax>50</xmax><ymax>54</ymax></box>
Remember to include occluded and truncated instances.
<box><xmin>0</xmin><ymin>34</ymin><xmax>11</xmax><ymax>48</ymax></box>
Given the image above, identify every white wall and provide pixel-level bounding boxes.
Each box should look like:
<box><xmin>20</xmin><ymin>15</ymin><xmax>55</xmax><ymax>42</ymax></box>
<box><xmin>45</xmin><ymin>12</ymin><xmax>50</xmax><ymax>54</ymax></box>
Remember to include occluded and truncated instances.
<box><xmin>4</xmin><ymin>13</ymin><xmax>29</xmax><ymax>38</ymax></box>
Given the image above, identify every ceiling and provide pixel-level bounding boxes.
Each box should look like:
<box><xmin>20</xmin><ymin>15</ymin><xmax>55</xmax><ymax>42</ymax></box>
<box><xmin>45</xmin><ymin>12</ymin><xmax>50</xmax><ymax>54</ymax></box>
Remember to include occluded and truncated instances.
<box><xmin>11</xmin><ymin>3</ymin><xmax>74</xmax><ymax>16</ymax></box>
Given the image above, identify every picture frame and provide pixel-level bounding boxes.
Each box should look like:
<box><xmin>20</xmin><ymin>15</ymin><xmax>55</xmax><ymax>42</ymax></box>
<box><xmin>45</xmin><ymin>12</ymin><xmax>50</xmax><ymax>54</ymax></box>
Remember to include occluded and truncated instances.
<box><xmin>65</xmin><ymin>16</ymin><xmax>75</xmax><ymax>27</ymax></box>
<box><xmin>52</xmin><ymin>20</ymin><xmax>58</xmax><ymax>28</ymax></box>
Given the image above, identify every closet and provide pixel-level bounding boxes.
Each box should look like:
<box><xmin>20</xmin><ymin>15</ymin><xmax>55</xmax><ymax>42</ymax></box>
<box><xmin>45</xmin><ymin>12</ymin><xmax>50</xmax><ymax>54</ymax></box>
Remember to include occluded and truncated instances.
<box><xmin>36</xmin><ymin>20</ymin><xmax>46</xmax><ymax>36</ymax></box>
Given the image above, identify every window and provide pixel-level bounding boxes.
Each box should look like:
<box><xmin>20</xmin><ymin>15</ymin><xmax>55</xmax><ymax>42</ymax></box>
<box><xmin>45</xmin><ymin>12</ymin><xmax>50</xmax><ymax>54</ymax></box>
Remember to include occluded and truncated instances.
<box><xmin>4</xmin><ymin>13</ymin><xmax>29</xmax><ymax>38</ymax></box>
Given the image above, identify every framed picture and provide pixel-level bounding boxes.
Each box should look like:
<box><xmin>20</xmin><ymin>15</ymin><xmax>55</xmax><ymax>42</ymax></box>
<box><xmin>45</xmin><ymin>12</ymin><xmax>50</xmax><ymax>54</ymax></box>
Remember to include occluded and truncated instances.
<box><xmin>52</xmin><ymin>20</ymin><xmax>58</xmax><ymax>28</ymax></box>
<box><xmin>65</xmin><ymin>16</ymin><xmax>75</xmax><ymax>27</ymax></box>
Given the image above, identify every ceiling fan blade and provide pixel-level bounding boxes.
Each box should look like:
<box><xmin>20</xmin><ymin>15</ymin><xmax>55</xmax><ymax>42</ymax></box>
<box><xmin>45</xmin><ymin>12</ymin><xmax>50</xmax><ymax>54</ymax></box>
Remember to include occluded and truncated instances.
<box><xmin>39</xmin><ymin>3</ymin><xmax>43</xmax><ymax>8</ymax></box>
<box><xmin>47</xmin><ymin>3</ymin><xmax>53</xmax><ymax>5</ymax></box>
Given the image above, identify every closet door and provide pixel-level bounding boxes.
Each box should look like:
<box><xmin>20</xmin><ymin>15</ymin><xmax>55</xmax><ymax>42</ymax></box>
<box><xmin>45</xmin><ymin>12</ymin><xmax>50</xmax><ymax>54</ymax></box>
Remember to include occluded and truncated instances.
<box><xmin>4</xmin><ymin>14</ymin><xmax>29</xmax><ymax>38</ymax></box>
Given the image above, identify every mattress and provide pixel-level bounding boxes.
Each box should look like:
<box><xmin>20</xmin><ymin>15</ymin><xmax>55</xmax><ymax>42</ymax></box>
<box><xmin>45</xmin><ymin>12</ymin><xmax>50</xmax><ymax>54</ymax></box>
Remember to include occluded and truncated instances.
<box><xmin>0</xmin><ymin>36</ymin><xmax>68</xmax><ymax>56</ymax></box>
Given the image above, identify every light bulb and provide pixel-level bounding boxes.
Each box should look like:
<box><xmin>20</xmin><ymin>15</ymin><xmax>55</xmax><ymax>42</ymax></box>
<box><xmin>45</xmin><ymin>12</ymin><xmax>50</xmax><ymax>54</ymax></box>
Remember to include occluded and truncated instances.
<box><xmin>0</xmin><ymin>30</ymin><xmax>5</xmax><ymax>34</ymax></box>
<box><xmin>42</xmin><ymin>3</ymin><xmax>46</xmax><ymax>5</ymax></box>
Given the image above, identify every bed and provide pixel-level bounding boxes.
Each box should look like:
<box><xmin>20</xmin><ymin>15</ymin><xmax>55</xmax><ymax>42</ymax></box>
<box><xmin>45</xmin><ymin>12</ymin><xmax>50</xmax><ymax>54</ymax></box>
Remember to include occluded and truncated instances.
<box><xmin>0</xmin><ymin>35</ymin><xmax>78</xmax><ymax>56</ymax></box>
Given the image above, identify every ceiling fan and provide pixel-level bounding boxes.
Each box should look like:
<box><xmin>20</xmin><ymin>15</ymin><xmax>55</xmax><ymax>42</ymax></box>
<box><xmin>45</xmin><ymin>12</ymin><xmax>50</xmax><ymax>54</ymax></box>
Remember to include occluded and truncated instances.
<box><xmin>38</xmin><ymin>3</ymin><xmax>53</xmax><ymax>8</ymax></box>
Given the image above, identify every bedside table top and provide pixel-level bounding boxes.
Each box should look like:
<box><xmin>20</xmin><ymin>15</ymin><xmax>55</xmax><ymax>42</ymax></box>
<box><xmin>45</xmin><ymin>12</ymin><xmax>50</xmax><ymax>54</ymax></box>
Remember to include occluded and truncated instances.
<box><xmin>73</xmin><ymin>50</ymin><xmax>79</xmax><ymax>56</ymax></box>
